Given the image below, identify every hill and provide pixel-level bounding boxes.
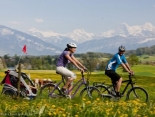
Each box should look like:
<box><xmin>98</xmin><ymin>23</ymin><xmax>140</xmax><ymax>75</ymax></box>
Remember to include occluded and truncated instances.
<box><xmin>0</xmin><ymin>22</ymin><xmax>155</xmax><ymax>55</ymax></box>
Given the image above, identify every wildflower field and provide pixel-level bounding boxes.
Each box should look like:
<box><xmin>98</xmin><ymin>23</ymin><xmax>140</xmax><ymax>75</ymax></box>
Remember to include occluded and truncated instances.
<box><xmin>0</xmin><ymin>65</ymin><xmax>155</xmax><ymax>117</ymax></box>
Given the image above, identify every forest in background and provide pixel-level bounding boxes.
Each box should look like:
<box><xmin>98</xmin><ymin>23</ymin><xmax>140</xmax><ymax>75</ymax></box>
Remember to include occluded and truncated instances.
<box><xmin>0</xmin><ymin>45</ymin><xmax>155</xmax><ymax>71</ymax></box>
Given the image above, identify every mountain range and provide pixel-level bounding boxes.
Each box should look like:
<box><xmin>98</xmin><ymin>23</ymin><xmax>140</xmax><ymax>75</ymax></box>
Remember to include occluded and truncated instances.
<box><xmin>0</xmin><ymin>22</ymin><xmax>155</xmax><ymax>56</ymax></box>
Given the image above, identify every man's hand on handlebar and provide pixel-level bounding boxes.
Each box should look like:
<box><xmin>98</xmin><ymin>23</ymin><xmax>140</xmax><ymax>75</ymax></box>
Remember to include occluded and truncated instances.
<box><xmin>129</xmin><ymin>71</ymin><xmax>134</xmax><ymax>75</ymax></box>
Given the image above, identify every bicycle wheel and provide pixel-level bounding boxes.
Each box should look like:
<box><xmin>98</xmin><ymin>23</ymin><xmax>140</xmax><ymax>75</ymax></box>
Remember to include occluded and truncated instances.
<box><xmin>2</xmin><ymin>89</ymin><xmax>17</xmax><ymax>99</ymax></box>
<box><xmin>95</xmin><ymin>85</ymin><xmax>113</xmax><ymax>101</ymax></box>
<box><xmin>39</xmin><ymin>83</ymin><xmax>62</xmax><ymax>99</ymax></box>
<box><xmin>126</xmin><ymin>86</ymin><xmax>148</xmax><ymax>102</ymax></box>
<box><xmin>80</xmin><ymin>86</ymin><xmax>102</xmax><ymax>100</ymax></box>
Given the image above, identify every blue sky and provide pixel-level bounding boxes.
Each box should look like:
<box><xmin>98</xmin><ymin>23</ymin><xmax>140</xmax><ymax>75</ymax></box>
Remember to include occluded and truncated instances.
<box><xmin>0</xmin><ymin>0</ymin><xmax>155</xmax><ymax>34</ymax></box>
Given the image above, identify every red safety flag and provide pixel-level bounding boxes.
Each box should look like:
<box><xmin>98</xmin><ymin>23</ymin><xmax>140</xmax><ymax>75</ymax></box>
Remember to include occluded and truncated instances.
<box><xmin>22</xmin><ymin>45</ymin><xmax>27</xmax><ymax>54</ymax></box>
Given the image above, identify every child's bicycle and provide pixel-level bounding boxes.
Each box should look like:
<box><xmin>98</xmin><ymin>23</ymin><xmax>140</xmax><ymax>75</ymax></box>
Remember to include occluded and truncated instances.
<box><xmin>39</xmin><ymin>70</ymin><xmax>101</xmax><ymax>99</ymax></box>
<box><xmin>93</xmin><ymin>74</ymin><xmax>148</xmax><ymax>102</ymax></box>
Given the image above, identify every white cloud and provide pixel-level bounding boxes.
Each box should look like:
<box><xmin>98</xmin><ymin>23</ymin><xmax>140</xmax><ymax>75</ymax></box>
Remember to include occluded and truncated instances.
<box><xmin>35</xmin><ymin>19</ymin><xmax>44</xmax><ymax>23</ymax></box>
<box><xmin>9</xmin><ymin>21</ymin><xmax>21</xmax><ymax>25</ymax></box>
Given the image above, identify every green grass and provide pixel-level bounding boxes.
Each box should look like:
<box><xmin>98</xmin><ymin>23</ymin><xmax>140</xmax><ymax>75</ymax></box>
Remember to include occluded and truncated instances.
<box><xmin>0</xmin><ymin>65</ymin><xmax>155</xmax><ymax>116</ymax></box>
<box><xmin>117</xmin><ymin>64</ymin><xmax>155</xmax><ymax>77</ymax></box>
<box><xmin>95</xmin><ymin>64</ymin><xmax>155</xmax><ymax>77</ymax></box>
<box><xmin>138</xmin><ymin>55</ymin><xmax>155</xmax><ymax>63</ymax></box>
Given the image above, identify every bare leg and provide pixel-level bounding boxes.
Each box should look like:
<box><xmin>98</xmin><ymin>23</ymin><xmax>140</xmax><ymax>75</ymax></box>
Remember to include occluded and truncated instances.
<box><xmin>67</xmin><ymin>85</ymin><xmax>72</xmax><ymax>96</ymax></box>
<box><xmin>63</xmin><ymin>79</ymin><xmax>73</xmax><ymax>89</ymax></box>
<box><xmin>115</xmin><ymin>78</ymin><xmax>122</xmax><ymax>92</ymax></box>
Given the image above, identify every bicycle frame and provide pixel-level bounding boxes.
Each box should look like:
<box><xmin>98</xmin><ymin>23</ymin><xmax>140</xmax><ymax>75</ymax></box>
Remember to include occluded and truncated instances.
<box><xmin>120</xmin><ymin>75</ymin><xmax>135</xmax><ymax>95</ymax></box>
<box><xmin>109</xmin><ymin>75</ymin><xmax>136</xmax><ymax>95</ymax></box>
<box><xmin>50</xmin><ymin>72</ymin><xmax>89</xmax><ymax>98</ymax></box>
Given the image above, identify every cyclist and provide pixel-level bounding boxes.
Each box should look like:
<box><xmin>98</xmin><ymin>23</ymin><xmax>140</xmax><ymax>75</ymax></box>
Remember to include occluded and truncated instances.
<box><xmin>105</xmin><ymin>45</ymin><xmax>134</xmax><ymax>97</ymax></box>
<box><xmin>56</xmin><ymin>42</ymin><xmax>86</xmax><ymax>96</ymax></box>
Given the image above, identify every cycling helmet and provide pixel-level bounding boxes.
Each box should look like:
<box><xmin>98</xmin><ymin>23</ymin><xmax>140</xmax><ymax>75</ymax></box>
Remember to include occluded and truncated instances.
<box><xmin>67</xmin><ymin>42</ymin><xmax>77</xmax><ymax>48</ymax></box>
<box><xmin>118</xmin><ymin>45</ymin><xmax>126</xmax><ymax>52</ymax></box>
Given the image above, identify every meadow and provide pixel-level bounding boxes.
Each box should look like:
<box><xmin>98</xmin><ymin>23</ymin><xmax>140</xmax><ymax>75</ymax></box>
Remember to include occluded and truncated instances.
<box><xmin>0</xmin><ymin>64</ymin><xmax>155</xmax><ymax>117</ymax></box>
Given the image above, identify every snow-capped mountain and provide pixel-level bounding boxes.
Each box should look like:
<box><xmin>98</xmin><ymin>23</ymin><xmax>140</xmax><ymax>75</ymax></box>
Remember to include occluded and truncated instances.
<box><xmin>28</xmin><ymin>28</ymin><xmax>95</xmax><ymax>46</ymax></box>
<box><xmin>0</xmin><ymin>22</ymin><xmax>155</xmax><ymax>55</ymax></box>
<box><xmin>0</xmin><ymin>25</ymin><xmax>62</xmax><ymax>56</ymax></box>
<box><xmin>27</xmin><ymin>22</ymin><xmax>155</xmax><ymax>54</ymax></box>
<box><xmin>100</xmin><ymin>22</ymin><xmax>155</xmax><ymax>37</ymax></box>
<box><xmin>28</xmin><ymin>22</ymin><xmax>155</xmax><ymax>42</ymax></box>
<box><xmin>77</xmin><ymin>36</ymin><xmax>155</xmax><ymax>53</ymax></box>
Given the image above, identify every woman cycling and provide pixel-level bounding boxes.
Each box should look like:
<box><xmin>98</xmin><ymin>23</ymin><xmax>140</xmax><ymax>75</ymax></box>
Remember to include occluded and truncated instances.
<box><xmin>56</xmin><ymin>42</ymin><xmax>86</xmax><ymax>96</ymax></box>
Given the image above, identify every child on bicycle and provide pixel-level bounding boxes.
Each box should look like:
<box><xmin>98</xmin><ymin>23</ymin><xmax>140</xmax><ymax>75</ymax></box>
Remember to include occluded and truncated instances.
<box><xmin>56</xmin><ymin>42</ymin><xmax>86</xmax><ymax>96</ymax></box>
<box><xmin>105</xmin><ymin>45</ymin><xmax>134</xmax><ymax>97</ymax></box>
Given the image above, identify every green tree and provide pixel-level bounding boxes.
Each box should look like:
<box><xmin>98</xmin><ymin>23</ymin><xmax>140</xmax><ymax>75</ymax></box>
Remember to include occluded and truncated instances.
<box><xmin>127</xmin><ymin>54</ymin><xmax>139</xmax><ymax>66</ymax></box>
<box><xmin>81</xmin><ymin>52</ymin><xmax>98</xmax><ymax>73</ymax></box>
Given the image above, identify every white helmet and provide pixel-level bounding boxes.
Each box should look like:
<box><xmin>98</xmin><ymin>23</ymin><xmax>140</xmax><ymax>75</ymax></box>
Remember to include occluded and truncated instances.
<box><xmin>118</xmin><ymin>45</ymin><xmax>126</xmax><ymax>52</ymax></box>
<box><xmin>67</xmin><ymin>42</ymin><xmax>77</xmax><ymax>48</ymax></box>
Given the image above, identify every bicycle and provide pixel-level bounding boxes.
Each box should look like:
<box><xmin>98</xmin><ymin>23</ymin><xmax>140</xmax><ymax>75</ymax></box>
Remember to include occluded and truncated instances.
<box><xmin>39</xmin><ymin>70</ymin><xmax>101</xmax><ymax>99</ymax></box>
<box><xmin>93</xmin><ymin>74</ymin><xmax>149</xmax><ymax>102</ymax></box>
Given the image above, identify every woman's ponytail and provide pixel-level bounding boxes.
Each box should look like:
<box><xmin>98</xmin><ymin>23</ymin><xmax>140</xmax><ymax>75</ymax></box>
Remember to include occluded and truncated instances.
<box><xmin>64</xmin><ymin>48</ymin><xmax>69</xmax><ymax>51</ymax></box>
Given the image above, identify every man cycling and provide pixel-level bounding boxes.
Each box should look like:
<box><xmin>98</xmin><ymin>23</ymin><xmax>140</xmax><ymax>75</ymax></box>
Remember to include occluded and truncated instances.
<box><xmin>56</xmin><ymin>43</ymin><xmax>86</xmax><ymax>96</ymax></box>
<box><xmin>105</xmin><ymin>45</ymin><xmax>134</xmax><ymax>97</ymax></box>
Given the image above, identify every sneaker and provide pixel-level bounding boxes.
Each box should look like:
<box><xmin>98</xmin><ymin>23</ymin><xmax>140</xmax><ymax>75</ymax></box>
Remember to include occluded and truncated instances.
<box><xmin>61</xmin><ymin>88</ymin><xmax>67</xmax><ymax>95</ymax></box>
<box><xmin>66</xmin><ymin>95</ymin><xmax>72</xmax><ymax>99</ymax></box>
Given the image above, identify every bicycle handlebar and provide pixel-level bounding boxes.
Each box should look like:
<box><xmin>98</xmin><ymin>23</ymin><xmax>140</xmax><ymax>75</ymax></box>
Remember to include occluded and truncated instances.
<box><xmin>81</xmin><ymin>69</ymin><xmax>90</xmax><ymax>80</ymax></box>
<box><xmin>128</xmin><ymin>73</ymin><xmax>137</xmax><ymax>81</ymax></box>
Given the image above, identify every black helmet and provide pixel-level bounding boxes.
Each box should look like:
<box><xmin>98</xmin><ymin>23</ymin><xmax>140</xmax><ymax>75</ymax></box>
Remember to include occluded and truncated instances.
<box><xmin>67</xmin><ymin>42</ymin><xmax>77</xmax><ymax>48</ymax></box>
<box><xmin>118</xmin><ymin>45</ymin><xmax>125</xmax><ymax>52</ymax></box>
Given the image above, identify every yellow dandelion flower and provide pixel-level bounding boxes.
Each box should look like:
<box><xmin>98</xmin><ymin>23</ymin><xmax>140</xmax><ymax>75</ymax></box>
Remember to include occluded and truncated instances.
<box><xmin>74</xmin><ymin>104</ymin><xmax>79</xmax><ymax>106</ymax></box>
<box><xmin>48</xmin><ymin>112</ymin><xmax>52</xmax><ymax>116</ymax></box>
<box><xmin>60</xmin><ymin>108</ymin><xmax>65</xmax><ymax>111</ymax></box>
<box><xmin>53</xmin><ymin>112</ymin><xmax>56</xmax><ymax>115</ymax></box>
<box><xmin>52</xmin><ymin>105</ymin><xmax>56</xmax><ymax>108</ymax></box>
<box><xmin>75</xmin><ymin>115</ymin><xmax>78</xmax><ymax>117</ymax></box>
<box><xmin>117</xmin><ymin>110</ymin><xmax>120</xmax><ymax>114</ymax></box>
<box><xmin>86</xmin><ymin>101</ymin><xmax>91</xmax><ymax>104</ymax></box>
<box><xmin>62</xmin><ymin>114</ymin><xmax>66</xmax><ymax>117</ymax></box>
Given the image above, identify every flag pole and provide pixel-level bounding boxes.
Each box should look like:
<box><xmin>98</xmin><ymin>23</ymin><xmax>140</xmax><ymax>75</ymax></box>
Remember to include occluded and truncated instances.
<box><xmin>17</xmin><ymin>63</ymin><xmax>21</xmax><ymax>98</ymax></box>
<box><xmin>17</xmin><ymin>52</ymin><xmax>23</xmax><ymax>68</ymax></box>
<box><xmin>16</xmin><ymin>45</ymin><xmax>27</xmax><ymax>70</ymax></box>
<box><xmin>17</xmin><ymin>45</ymin><xmax>27</xmax><ymax>98</ymax></box>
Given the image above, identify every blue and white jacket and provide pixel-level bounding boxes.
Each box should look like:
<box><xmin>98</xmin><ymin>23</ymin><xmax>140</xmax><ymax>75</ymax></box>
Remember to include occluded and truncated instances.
<box><xmin>105</xmin><ymin>53</ymin><xmax>127</xmax><ymax>71</ymax></box>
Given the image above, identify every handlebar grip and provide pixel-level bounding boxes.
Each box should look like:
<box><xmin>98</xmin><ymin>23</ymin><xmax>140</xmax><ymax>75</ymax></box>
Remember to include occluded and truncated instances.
<box><xmin>84</xmin><ymin>68</ymin><xmax>88</xmax><ymax>72</ymax></box>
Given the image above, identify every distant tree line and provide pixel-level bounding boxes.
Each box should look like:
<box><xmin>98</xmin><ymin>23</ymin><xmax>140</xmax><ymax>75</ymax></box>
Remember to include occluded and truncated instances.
<box><xmin>125</xmin><ymin>45</ymin><xmax>155</xmax><ymax>56</ymax></box>
<box><xmin>1</xmin><ymin>44</ymin><xmax>155</xmax><ymax>71</ymax></box>
<box><xmin>1</xmin><ymin>52</ymin><xmax>113</xmax><ymax>71</ymax></box>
